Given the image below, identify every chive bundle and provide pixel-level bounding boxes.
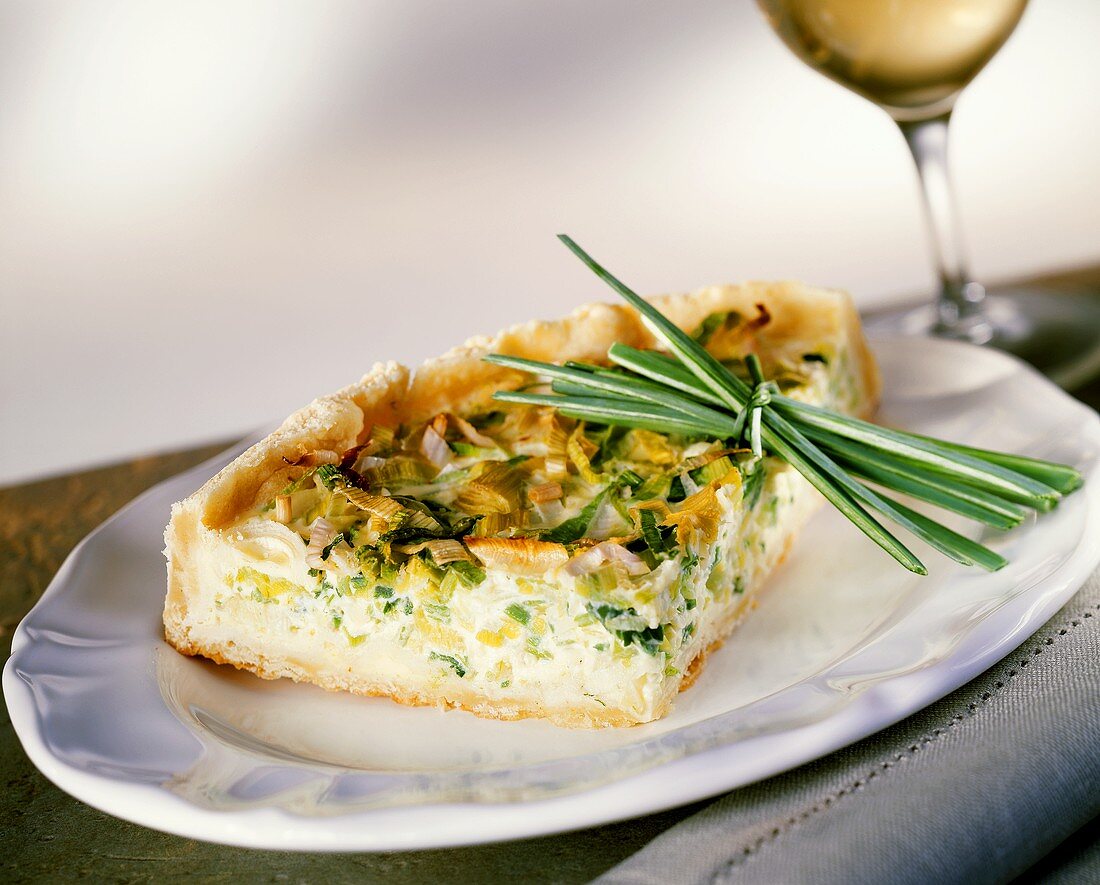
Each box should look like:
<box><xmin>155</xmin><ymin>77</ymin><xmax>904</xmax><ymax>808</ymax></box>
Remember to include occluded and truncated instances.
<box><xmin>485</xmin><ymin>235</ymin><xmax>1083</xmax><ymax>575</ymax></box>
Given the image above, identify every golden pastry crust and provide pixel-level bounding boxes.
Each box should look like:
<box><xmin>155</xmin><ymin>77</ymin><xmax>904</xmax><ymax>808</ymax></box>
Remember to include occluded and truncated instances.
<box><xmin>403</xmin><ymin>282</ymin><xmax>879</xmax><ymax>426</ymax></box>
<box><xmin>169</xmin><ymin>631</ymin><xmax>643</xmax><ymax>728</ymax></box>
<box><xmin>164</xmin><ymin>281</ymin><xmax>879</xmax><ymax>727</ymax></box>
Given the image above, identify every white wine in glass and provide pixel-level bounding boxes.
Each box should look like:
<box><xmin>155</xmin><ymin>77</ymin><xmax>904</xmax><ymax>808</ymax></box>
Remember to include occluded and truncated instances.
<box><xmin>757</xmin><ymin>0</ymin><xmax>1100</xmax><ymax>388</ymax></box>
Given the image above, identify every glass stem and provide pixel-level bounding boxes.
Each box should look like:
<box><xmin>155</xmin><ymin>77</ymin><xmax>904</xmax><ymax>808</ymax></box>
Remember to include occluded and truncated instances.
<box><xmin>898</xmin><ymin>113</ymin><xmax>991</xmax><ymax>341</ymax></box>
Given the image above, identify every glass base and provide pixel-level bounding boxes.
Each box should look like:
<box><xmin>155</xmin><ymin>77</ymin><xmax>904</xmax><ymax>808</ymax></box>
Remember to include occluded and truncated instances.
<box><xmin>864</xmin><ymin>287</ymin><xmax>1100</xmax><ymax>391</ymax></box>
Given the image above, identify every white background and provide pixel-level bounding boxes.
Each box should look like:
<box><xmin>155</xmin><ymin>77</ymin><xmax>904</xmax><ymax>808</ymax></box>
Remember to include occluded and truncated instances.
<box><xmin>2</xmin><ymin>0</ymin><xmax>1098</xmax><ymax>486</ymax></box>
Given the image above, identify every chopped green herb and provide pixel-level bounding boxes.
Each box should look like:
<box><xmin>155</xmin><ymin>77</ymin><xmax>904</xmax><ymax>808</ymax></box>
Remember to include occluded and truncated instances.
<box><xmin>525</xmin><ymin>636</ymin><xmax>553</xmax><ymax>660</ymax></box>
<box><xmin>449</xmin><ymin>561</ymin><xmax>486</xmax><ymax>587</ymax></box>
<box><xmin>505</xmin><ymin>603</ymin><xmax>531</xmax><ymax>625</ymax></box>
<box><xmin>382</xmin><ymin>598</ymin><xmax>401</xmax><ymax>615</ymax></box>
<box><xmin>667</xmin><ymin>474</ymin><xmax>686</xmax><ymax>503</ymax></box>
<box><xmin>692</xmin><ymin>310</ymin><xmax>740</xmax><ymax>346</ymax></box>
<box><xmin>315</xmin><ymin>463</ymin><xmax>344</xmax><ymax>490</ymax></box>
<box><xmin>586</xmin><ymin>602</ymin><xmax>666</xmax><ymax>656</ymax></box>
<box><xmin>320</xmin><ymin>531</ymin><xmax>350</xmax><ymax>561</ymax></box>
<box><xmin>541</xmin><ymin>487</ymin><xmax>609</xmax><ymax>543</ymax></box>
<box><xmin>374</xmin><ymin>585</ymin><xmax>394</xmax><ymax>598</ymax></box>
<box><xmin>638</xmin><ymin>508</ymin><xmax>666</xmax><ymax>556</ymax></box>
<box><xmin>741</xmin><ymin>465</ymin><xmax>766</xmax><ymax>509</ymax></box>
<box><xmin>429</xmin><ymin>651</ymin><xmax>466</xmax><ymax>677</ymax></box>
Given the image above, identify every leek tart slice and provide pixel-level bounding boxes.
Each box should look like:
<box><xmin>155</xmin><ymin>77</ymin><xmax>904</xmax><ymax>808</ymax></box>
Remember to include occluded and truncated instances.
<box><xmin>164</xmin><ymin>280</ymin><xmax>878</xmax><ymax>727</ymax></box>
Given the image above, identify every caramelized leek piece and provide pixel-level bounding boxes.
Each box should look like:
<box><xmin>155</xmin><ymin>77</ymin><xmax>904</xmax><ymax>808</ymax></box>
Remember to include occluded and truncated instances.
<box><xmin>463</xmin><ymin>536</ymin><xmax>569</xmax><ymax>575</ymax></box>
<box><xmin>542</xmin><ymin>413</ymin><xmax>570</xmax><ymax>480</ymax></box>
<box><xmin>456</xmin><ymin>461</ymin><xmax>524</xmax><ymax>514</ymax></box>
<box><xmin>529</xmin><ymin>481</ymin><xmax>564</xmax><ymax>503</ymax></box>
<box><xmin>567</xmin><ymin>424</ymin><xmax>602</xmax><ymax>484</ymax></box>
<box><xmin>341</xmin><ymin>489</ymin><xmax>405</xmax><ymax>522</ymax></box>
<box><xmin>471</xmin><ymin>510</ymin><xmax>528</xmax><ymax>537</ymax></box>
<box><xmin>363</xmin><ymin>424</ymin><xmax>396</xmax><ymax>456</ymax></box>
<box><xmin>364</xmin><ymin>456</ymin><xmax>435</xmax><ymax>488</ymax></box>
<box><xmin>396</xmin><ymin>539</ymin><xmax>472</xmax><ymax>565</ymax></box>
<box><xmin>619</xmin><ymin>428</ymin><xmax>675</xmax><ymax>466</ymax></box>
<box><xmin>695</xmin><ymin>456</ymin><xmax>736</xmax><ymax>486</ymax></box>
<box><xmin>451</xmin><ymin>412</ymin><xmax>499</xmax><ymax>449</ymax></box>
<box><xmin>662</xmin><ymin>482</ymin><xmax>728</xmax><ymax>547</ymax></box>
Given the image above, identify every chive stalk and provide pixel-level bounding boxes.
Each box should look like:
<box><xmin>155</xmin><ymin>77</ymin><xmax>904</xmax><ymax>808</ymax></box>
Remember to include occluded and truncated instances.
<box><xmin>482</xmin><ymin>236</ymin><xmax>1082</xmax><ymax>574</ymax></box>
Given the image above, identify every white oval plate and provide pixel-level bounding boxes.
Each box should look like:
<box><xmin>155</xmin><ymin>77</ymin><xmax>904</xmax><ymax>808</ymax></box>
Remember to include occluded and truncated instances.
<box><xmin>6</xmin><ymin>337</ymin><xmax>1100</xmax><ymax>852</ymax></box>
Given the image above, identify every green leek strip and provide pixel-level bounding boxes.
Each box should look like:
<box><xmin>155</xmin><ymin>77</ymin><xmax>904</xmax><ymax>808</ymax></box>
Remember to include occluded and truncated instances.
<box><xmin>638</xmin><ymin>508</ymin><xmax>666</xmax><ymax>555</ymax></box>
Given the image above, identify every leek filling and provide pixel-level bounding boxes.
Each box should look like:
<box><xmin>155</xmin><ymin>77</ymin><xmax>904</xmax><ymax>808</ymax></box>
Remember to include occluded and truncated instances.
<box><xmin>230</xmin><ymin>316</ymin><xmax>833</xmax><ymax>686</ymax></box>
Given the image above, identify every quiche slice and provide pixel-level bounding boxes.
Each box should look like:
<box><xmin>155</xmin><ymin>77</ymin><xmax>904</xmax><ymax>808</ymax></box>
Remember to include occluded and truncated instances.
<box><xmin>163</xmin><ymin>281</ymin><xmax>878</xmax><ymax>727</ymax></box>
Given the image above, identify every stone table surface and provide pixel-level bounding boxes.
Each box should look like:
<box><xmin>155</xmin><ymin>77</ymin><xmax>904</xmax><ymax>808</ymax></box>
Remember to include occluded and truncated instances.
<box><xmin>3</xmin><ymin>272</ymin><xmax>1099</xmax><ymax>883</ymax></box>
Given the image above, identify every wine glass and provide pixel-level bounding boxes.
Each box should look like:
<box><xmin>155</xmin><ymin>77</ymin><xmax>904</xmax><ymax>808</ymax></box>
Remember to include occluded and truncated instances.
<box><xmin>756</xmin><ymin>0</ymin><xmax>1100</xmax><ymax>388</ymax></box>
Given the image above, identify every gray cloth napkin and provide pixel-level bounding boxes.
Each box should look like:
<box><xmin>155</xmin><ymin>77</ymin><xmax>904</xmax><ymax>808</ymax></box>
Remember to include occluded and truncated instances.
<box><xmin>597</xmin><ymin>569</ymin><xmax>1100</xmax><ymax>885</ymax></box>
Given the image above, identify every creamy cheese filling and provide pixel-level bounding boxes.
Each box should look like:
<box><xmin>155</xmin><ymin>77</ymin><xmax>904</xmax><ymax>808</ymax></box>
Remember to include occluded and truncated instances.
<box><xmin>197</xmin><ymin>460</ymin><xmax>810</xmax><ymax>720</ymax></box>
